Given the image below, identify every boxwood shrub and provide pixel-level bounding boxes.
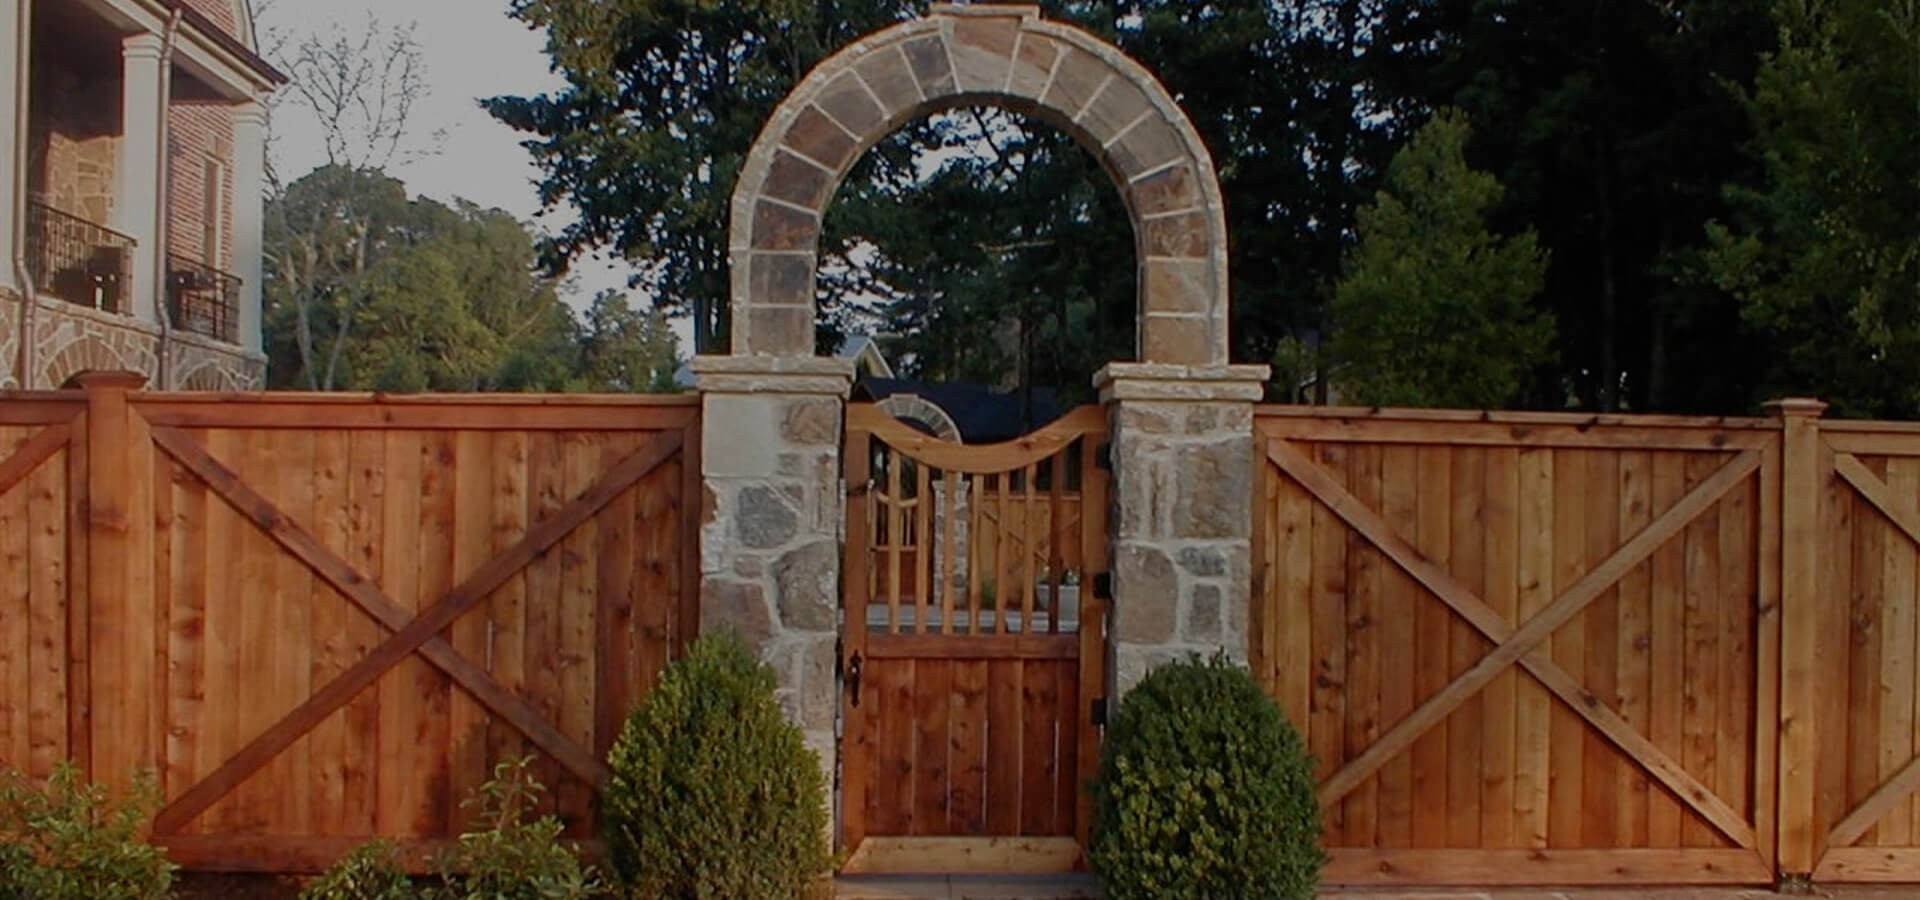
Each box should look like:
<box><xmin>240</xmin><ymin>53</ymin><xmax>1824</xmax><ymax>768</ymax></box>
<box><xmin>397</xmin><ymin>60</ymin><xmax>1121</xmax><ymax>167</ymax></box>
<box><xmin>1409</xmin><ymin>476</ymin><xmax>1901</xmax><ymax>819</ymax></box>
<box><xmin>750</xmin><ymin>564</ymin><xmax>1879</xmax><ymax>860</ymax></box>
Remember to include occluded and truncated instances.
<box><xmin>600</xmin><ymin>631</ymin><xmax>830</xmax><ymax>899</ymax></box>
<box><xmin>1089</xmin><ymin>653</ymin><xmax>1323</xmax><ymax>899</ymax></box>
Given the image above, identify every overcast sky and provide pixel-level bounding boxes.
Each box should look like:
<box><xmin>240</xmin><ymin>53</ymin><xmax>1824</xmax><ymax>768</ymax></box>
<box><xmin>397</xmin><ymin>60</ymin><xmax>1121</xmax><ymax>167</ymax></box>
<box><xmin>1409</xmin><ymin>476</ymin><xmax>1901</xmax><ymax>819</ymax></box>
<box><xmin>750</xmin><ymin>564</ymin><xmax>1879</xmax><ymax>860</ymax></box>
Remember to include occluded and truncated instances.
<box><xmin>254</xmin><ymin>0</ymin><xmax>649</xmax><ymax>325</ymax></box>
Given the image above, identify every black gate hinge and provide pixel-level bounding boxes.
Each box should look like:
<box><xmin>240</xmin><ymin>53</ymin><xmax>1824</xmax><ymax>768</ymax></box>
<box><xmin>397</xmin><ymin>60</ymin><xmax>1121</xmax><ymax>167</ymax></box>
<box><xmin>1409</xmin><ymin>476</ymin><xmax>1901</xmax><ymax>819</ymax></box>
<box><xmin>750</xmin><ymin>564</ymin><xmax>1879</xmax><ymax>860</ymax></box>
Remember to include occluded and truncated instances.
<box><xmin>1095</xmin><ymin>441</ymin><xmax>1113</xmax><ymax>470</ymax></box>
<box><xmin>1092</xmin><ymin>571</ymin><xmax>1113</xmax><ymax>600</ymax></box>
<box><xmin>1091</xmin><ymin>696</ymin><xmax>1109</xmax><ymax>727</ymax></box>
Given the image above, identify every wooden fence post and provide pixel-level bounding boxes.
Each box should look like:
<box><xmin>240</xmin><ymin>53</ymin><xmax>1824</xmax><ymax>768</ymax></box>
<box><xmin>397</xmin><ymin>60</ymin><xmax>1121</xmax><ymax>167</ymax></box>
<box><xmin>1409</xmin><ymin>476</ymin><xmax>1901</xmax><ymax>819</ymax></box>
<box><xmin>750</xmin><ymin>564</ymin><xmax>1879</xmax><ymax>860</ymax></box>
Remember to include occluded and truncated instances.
<box><xmin>74</xmin><ymin>370</ymin><xmax>150</xmax><ymax>790</ymax></box>
<box><xmin>1769</xmin><ymin>397</ymin><xmax>1827</xmax><ymax>883</ymax></box>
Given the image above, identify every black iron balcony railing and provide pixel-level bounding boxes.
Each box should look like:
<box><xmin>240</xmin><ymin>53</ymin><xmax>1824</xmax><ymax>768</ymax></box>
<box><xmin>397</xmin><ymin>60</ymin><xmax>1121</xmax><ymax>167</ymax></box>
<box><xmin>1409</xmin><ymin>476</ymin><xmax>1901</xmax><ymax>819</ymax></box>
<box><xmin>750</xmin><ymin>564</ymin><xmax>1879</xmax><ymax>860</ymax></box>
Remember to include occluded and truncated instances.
<box><xmin>166</xmin><ymin>254</ymin><xmax>240</xmax><ymax>343</ymax></box>
<box><xmin>25</xmin><ymin>201</ymin><xmax>134</xmax><ymax>314</ymax></box>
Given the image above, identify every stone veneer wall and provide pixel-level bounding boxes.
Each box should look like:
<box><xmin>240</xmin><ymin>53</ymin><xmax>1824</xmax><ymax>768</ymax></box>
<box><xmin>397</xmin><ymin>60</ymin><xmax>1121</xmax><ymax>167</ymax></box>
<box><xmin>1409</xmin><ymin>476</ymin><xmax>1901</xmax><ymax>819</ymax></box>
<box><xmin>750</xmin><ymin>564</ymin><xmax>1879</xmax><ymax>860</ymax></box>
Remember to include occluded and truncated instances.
<box><xmin>22</xmin><ymin>297</ymin><xmax>262</xmax><ymax>389</ymax></box>
<box><xmin>0</xmin><ymin>288</ymin><xmax>18</xmax><ymax>390</ymax></box>
<box><xmin>30</xmin><ymin>53</ymin><xmax>122</xmax><ymax>225</ymax></box>
<box><xmin>1100</xmin><ymin>363</ymin><xmax>1268</xmax><ymax>696</ymax></box>
<box><xmin>692</xmin><ymin>356</ymin><xmax>854</xmax><ymax>785</ymax></box>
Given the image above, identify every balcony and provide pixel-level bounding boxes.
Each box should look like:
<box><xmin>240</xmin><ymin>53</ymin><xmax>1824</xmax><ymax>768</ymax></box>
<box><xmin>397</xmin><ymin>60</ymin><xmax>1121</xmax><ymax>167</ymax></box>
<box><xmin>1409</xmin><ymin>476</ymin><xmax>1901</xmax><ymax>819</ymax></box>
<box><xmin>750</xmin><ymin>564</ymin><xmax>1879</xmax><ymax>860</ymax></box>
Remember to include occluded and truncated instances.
<box><xmin>166</xmin><ymin>254</ymin><xmax>240</xmax><ymax>343</ymax></box>
<box><xmin>25</xmin><ymin>201</ymin><xmax>134</xmax><ymax>314</ymax></box>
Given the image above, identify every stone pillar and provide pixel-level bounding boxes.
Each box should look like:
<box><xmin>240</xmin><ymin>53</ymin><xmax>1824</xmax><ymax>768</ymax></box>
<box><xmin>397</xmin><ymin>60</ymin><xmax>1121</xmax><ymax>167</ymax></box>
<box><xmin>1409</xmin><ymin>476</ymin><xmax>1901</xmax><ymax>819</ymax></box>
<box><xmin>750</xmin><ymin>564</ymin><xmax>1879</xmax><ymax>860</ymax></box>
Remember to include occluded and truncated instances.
<box><xmin>0</xmin><ymin>0</ymin><xmax>23</xmax><ymax>296</ymax></box>
<box><xmin>115</xmin><ymin>33</ymin><xmax>166</xmax><ymax>327</ymax></box>
<box><xmin>692</xmin><ymin>354</ymin><xmax>853</xmax><ymax>778</ymax></box>
<box><xmin>231</xmin><ymin>101</ymin><xmax>267</xmax><ymax>353</ymax></box>
<box><xmin>1097</xmin><ymin>362</ymin><xmax>1270</xmax><ymax>697</ymax></box>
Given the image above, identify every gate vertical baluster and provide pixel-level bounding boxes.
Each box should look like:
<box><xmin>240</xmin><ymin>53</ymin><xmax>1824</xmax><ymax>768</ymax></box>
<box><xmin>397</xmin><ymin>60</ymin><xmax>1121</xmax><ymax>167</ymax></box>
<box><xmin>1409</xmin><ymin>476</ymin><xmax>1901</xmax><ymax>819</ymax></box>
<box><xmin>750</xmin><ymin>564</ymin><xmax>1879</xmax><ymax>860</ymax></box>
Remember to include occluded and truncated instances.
<box><xmin>1048</xmin><ymin>449</ymin><xmax>1065</xmax><ymax>635</ymax></box>
<box><xmin>915</xmin><ymin>460</ymin><xmax>932</xmax><ymax>633</ymax></box>
<box><xmin>887</xmin><ymin>447</ymin><xmax>904</xmax><ymax>634</ymax></box>
<box><xmin>942</xmin><ymin>470</ymin><xmax>958</xmax><ymax>637</ymax></box>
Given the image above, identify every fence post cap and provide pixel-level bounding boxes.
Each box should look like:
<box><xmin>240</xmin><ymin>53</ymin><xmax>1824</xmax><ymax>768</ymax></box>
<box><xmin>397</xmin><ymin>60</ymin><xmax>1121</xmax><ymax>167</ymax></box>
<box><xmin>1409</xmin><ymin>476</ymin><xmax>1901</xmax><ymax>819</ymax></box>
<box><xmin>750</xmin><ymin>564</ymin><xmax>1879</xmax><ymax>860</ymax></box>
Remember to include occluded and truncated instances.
<box><xmin>68</xmin><ymin>370</ymin><xmax>149</xmax><ymax>391</ymax></box>
<box><xmin>1763</xmin><ymin>397</ymin><xmax>1828</xmax><ymax>417</ymax></box>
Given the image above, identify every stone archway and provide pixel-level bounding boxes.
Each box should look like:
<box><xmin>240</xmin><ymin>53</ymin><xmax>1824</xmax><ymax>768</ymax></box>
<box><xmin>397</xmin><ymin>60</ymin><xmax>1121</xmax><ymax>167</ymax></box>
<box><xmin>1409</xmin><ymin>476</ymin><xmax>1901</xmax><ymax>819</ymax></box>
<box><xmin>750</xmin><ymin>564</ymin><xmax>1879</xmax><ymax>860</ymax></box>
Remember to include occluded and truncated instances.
<box><xmin>694</xmin><ymin>9</ymin><xmax>1268</xmax><ymax>868</ymax></box>
<box><xmin>728</xmin><ymin>2</ymin><xmax>1229</xmax><ymax>367</ymax></box>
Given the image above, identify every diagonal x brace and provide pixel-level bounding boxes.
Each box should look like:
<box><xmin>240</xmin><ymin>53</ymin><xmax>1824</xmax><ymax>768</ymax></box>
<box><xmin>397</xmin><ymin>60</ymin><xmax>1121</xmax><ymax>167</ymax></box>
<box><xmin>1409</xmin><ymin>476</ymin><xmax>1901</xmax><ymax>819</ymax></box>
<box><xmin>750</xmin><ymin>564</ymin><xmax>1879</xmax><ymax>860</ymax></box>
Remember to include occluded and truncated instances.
<box><xmin>1267</xmin><ymin>439</ymin><xmax>1763</xmax><ymax>849</ymax></box>
<box><xmin>0</xmin><ymin>420</ymin><xmax>75</xmax><ymax>497</ymax></box>
<box><xmin>150</xmin><ymin>426</ymin><xmax>683</xmax><ymax>834</ymax></box>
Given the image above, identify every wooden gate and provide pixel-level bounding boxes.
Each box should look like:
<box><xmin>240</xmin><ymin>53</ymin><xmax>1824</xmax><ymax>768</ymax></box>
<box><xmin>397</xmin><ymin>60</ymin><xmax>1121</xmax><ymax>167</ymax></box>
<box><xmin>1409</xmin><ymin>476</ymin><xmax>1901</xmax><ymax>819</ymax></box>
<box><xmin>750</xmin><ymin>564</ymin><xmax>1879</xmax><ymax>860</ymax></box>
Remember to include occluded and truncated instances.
<box><xmin>1252</xmin><ymin>408</ymin><xmax>1782</xmax><ymax>886</ymax></box>
<box><xmin>838</xmin><ymin>404</ymin><xmax>1109</xmax><ymax>874</ymax></box>
<box><xmin>1784</xmin><ymin>417</ymin><xmax>1920</xmax><ymax>881</ymax></box>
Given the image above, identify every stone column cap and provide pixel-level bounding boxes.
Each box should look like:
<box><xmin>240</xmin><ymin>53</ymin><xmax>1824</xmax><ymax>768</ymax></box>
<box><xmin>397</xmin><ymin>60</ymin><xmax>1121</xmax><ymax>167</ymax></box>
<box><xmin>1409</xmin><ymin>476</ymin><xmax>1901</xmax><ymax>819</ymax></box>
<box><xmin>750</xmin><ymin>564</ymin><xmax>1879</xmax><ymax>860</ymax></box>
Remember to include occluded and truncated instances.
<box><xmin>692</xmin><ymin>354</ymin><xmax>856</xmax><ymax>396</ymax></box>
<box><xmin>1094</xmin><ymin>362</ymin><xmax>1271</xmax><ymax>402</ymax></box>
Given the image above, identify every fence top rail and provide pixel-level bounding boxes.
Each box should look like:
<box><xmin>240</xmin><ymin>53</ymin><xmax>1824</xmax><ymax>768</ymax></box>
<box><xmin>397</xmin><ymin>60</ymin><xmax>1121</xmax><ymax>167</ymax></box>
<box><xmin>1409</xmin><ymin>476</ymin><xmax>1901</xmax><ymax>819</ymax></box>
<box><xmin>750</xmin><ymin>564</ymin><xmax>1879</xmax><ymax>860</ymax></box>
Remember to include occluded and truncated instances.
<box><xmin>1816</xmin><ymin>419</ymin><xmax>1920</xmax><ymax>434</ymax></box>
<box><xmin>131</xmin><ymin>390</ymin><xmax>700</xmax><ymax>407</ymax></box>
<box><xmin>0</xmin><ymin>393</ymin><xmax>87</xmax><ymax>425</ymax></box>
<box><xmin>1253</xmin><ymin>404</ymin><xmax>1778</xmax><ymax>431</ymax></box>
<box><xmin>119</xmin><ymin>391</ymin><xmax>700</xmax><ymax>431</ymax></box>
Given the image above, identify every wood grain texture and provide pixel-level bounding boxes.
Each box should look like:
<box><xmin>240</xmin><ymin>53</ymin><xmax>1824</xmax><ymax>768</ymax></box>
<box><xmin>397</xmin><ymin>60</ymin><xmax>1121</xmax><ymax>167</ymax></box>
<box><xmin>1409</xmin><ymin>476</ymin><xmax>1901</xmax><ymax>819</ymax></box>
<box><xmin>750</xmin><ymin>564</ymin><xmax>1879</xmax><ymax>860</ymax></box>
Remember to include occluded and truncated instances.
<box><xmin>1257</xmin><ymin>410</ymin><xmax>1781</xmax><ymax>883</ymax></box>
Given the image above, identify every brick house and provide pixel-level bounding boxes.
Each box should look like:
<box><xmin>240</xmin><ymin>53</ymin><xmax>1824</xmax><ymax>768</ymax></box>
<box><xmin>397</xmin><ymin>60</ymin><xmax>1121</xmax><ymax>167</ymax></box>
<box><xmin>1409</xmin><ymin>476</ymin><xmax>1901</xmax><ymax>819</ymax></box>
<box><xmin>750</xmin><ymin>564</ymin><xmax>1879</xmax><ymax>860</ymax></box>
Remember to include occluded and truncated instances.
<box><xmin>0</xmin><ymin>0</ymin><xmax>282</xmax><ymax>390</ymax></box>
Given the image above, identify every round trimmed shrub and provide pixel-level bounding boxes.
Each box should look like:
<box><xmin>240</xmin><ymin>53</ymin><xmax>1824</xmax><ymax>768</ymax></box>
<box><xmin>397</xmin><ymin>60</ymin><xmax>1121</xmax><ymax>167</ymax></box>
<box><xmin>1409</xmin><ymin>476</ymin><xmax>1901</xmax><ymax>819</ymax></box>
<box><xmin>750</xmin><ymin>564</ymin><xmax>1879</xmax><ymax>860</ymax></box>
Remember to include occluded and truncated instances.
<box><xmin>1089</xmin><ymin>654</ymin><xmax>1323</xmax><ymax>899</ymax></box>
<box><xmin>601</xmin><ymin>631</ymin><xmax>831</xmax><ymax>899</ymax></box>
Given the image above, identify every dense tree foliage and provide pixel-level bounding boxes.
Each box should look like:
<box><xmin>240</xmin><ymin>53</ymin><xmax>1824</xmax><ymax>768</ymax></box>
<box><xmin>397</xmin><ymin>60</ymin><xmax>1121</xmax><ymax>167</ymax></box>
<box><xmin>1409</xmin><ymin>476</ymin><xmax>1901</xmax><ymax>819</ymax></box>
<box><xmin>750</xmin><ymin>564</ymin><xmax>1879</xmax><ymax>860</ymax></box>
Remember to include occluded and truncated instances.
<box><xmin>489</xmin><ymin>0</ymin><xmax>1916</xmax><ymax>416</ymax></box>
<box><xmin>1707</xmin><ymin>0</ymin><xmax>1920</xmax><ymax>418</ymax></box>
<box><xmin>1330</xmin><ymin>111</ymin><xmax>1551</xmax><ymax>408</ymax></box>
<box><xmin>263</xmin><ymin>166</ymin><xmax>680</xmax><ymax>392</ymax></box>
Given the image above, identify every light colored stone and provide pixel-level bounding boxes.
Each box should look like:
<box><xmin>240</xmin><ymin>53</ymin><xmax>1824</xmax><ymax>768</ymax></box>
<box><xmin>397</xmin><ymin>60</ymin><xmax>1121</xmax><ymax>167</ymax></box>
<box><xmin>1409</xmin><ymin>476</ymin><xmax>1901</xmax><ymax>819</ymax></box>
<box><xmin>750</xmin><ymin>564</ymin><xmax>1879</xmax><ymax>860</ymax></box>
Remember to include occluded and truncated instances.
<box><xmin>775</xmin><ymin>540</ymin><xmax>840</xmax><ymax>632</ymax></box>
<box><xmin>948</xmin><ymin>15</ymin><xmax>1019</xmax><ymax>94</ymax></box>
<box><xmin>900</xmin><ymin>34</ymin><xmax>958</xmax><ymax>97</ymax></box>
<box><xmin>1184</xmin><ymin>583</ymin><xmax>1222</xmax><ymax>644</ymax></box>
<box><xmin>1172</xmin><ymin>438</ymin><xmax>1252</xmax><ymax>539</ymax></box>
<box><xmin>1111</xmin><ymin>543</ymin><xmax>1177</xmax><ymax>644</ymax></box>
<box><xmin>1094</xmin><ymin>362</ymin><xmax>1270</xmax><ymax>401</ymax></box>
<box><xmin>737</xmin><ymin>484</ymin><xmax>801</xmax><ymax>549</ymax></box>
<box><xmin>782</xmin><ymin>398</ymin><xmax>842</xmax><ymax>445</ymax></box>
<box><xmin>702</xmin><ymin>394</ymin><xmax>784</xmax><ymax>476</ymax></box>
<box><xmin>702</xmin><ymin>577</ymin><xmax>774</xmax><ymax>648</ymax></box>
<box><xmin>1176</xmin><ymin>545</ymin><xmax>1228</xmax><ymax>577</ymax></box>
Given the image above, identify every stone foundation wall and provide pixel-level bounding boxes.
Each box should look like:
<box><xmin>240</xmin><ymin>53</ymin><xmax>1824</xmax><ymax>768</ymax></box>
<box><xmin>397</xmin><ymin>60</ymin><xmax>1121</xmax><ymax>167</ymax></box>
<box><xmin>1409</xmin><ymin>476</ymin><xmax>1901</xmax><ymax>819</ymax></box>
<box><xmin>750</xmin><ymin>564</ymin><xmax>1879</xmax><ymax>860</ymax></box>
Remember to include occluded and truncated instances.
<box><xmin>24</xmin><ymin>297</ymin><xmax>262</xmax><ymax>389</ymax></box>
<box><xmin>0</xmin><ymin>288</ymin><xmax>18</xmax><ymax>390</ymax></box>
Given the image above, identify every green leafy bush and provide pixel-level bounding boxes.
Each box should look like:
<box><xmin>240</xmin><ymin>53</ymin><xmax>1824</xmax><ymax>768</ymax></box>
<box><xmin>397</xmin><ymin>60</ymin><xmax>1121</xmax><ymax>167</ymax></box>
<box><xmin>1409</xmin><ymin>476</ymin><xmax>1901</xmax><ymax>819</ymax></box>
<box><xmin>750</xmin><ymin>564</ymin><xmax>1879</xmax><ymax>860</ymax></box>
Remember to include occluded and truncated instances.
<box><xmin>297</xmin><ymin>840</ymin><xmax>416</xmax><ymax>900</ymax></box>
<box><xmin>0</xmin><ymin>761</ymin><xmax>176</xmax><ymax>900</ymax></box>
<box><xmin>602</xmin><ymin>631</ymin><xmax>831</xmax><ymax>899</ymax></box>
<box><xmin>1089</xmin><ymin>654</ymin><xmax>1324</xmax><ymax>899</ymax></box>
<box><xmin>433</xmin><ymin>758</ymin><xmax>602</xmax><ymax>900</ymax></box>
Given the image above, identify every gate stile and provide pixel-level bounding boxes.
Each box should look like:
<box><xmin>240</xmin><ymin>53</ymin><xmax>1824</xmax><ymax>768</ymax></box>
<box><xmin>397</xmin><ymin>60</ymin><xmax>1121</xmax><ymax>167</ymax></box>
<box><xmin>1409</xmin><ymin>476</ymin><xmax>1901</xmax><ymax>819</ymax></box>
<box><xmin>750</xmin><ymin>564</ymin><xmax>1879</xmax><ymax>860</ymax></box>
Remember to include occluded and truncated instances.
<box><xmin>839</xmin><ymin>404</ymin><xmax>1109</xmax><ymax>874</ymax></box>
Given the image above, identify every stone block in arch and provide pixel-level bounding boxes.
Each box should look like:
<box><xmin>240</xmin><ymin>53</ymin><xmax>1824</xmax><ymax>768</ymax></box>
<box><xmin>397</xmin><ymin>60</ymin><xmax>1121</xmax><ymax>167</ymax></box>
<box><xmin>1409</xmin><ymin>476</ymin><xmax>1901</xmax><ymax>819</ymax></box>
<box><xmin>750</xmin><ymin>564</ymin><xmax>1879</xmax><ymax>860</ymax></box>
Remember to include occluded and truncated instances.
<box><xmin>876</xmin><ymin>393</ymin><xmax>963</xmax><ymax>443</ymax></box>
<box><xmin>728</xmin><ymin>3</ymin><xmax>1230</xmax><ymax>367</ymax></box>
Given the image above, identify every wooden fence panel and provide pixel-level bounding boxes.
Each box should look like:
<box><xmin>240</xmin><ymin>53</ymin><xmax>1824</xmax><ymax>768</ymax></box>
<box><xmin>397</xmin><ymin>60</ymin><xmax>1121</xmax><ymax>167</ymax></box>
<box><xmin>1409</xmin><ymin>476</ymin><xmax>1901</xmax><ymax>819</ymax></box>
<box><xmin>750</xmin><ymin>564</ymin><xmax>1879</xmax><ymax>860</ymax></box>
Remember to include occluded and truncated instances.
<box><xmin>0</xmin><ymin>382</ymin><xmax>700</xmax><ymax>873</ymax></box>
<box><xmin>0</xmin><ymin>397</ymin><xmax>83</xmax><ymax>784</ymax></box>
<box><xmin>1252</xmin><ymin>408</ymin><xmax>1782</xmax><ymax>886</ymax></box>
<box><xmin>1791</xmin><ymin>419</ymin><xmax>1920</xmax><ymax>881</ymax></box>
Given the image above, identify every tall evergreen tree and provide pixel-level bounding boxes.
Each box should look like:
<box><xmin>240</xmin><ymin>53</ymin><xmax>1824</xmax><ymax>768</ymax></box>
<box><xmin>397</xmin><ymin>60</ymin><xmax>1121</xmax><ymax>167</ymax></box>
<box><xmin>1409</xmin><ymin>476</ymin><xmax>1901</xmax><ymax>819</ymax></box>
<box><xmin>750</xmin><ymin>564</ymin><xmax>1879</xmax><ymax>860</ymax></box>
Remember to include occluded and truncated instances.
<box><xmin>484</xmin><ymin>0</ymin><xmax>916</xmax><ymax>354</ymax></box>
<box><xmin>1707</xmin><ymin>0</ymin><xmax>1920</xmax><ymax>418</ymax></box>
<box><xmin>1331</xmin><ymin>111</ymin><xmax>1552</xmax><ymax>408</ymax></box>
<box><xmin>1408</xmin><ymin>0</ymin><xmax>1777</xmax><ymax>411</ymax></box>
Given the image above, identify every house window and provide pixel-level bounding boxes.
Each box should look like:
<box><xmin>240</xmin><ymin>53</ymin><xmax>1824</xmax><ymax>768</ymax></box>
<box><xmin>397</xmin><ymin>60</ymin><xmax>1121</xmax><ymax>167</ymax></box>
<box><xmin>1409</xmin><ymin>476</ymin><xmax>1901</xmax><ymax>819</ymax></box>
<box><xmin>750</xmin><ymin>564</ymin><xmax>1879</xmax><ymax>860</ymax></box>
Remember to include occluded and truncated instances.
<box><xmin>202</xmin><ymin>156</ymin><xmax>225</xmax><ymax>268</ymax></box>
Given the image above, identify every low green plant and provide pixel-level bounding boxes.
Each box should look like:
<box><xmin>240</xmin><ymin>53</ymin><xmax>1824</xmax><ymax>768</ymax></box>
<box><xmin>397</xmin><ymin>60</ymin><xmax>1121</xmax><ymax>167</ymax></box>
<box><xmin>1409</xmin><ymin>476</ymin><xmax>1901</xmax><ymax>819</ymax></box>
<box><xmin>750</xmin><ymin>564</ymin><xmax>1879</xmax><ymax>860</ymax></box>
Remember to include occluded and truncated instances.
<box><xmin>298</xmin><ymin>840</ymin><xmax>416</xmax><ymax>900</ymax></box>
<box><xmin>433</xmin><ymin>758</ymin><xmax>602</xmax><ymax>900</ymax></box>
<box><xmin>0</xmin><ymin>760</ymin><xmax>176</xmax><ymax>900</ymax></box>
<box><xmin>601</xmin><ymin>630</ymin><xmax>831</xmax><ymax>899</ymax></box>
<box><xmin>1089</xmin><ymin>653</ymin><xmax>1324</xmax><ymax>899</ymax></box>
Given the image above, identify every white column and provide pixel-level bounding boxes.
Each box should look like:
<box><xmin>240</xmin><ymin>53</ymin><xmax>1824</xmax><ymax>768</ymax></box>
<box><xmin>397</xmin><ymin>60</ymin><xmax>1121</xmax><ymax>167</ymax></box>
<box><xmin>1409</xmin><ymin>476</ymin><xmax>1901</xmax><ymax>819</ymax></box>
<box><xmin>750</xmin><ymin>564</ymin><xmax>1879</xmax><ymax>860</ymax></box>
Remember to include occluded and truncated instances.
<box><xmin>231</xmin><ymin>101</ymin><xmax>266</xmax><ymax>351</ymax></box>
<box><xmin>115</xmin><ymin>33</ymin><xmax>165</xmax><ymax>325</ymax></box>
<box><xmin>0</xmin><ymin>0</ymin><xmax>24</xmax><ymax>294</ymax></box>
